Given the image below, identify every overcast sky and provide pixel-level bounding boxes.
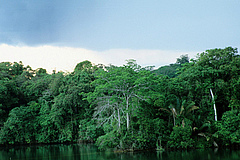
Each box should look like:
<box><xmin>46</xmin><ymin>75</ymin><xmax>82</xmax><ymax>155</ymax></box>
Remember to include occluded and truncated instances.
<box><xmin>1</xmin><ymin>0</ymin><xmax>240</xmax><ymax>72</ymax></box>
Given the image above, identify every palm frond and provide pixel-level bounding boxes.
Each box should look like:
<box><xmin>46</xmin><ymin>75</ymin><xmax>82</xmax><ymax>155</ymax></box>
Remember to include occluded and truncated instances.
<box><xmin>199</xmin><ymin>121</ymin><xmax>211</xmax><ymax>131</ymax></box>
<box><xmin>180</xmin><ymin>104</ymin><xmax>185</xmax><ymax>115</ymax></box>
<box><xmin>159</xmin><ymin>108</ymin><xmax>172</xmax><ymax>114</ymax></box>
<box><xmin>186</xmin><ymin>105</ymin><xmax>199</xmax><ymax>115</ymax></box>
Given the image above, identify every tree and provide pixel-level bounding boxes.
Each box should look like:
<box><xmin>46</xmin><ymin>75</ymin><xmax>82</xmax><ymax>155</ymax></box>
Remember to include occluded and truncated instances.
<box><xmin>0</xmin><ymin>102</ymin><xmax>40</xmax><ymax>144</ymax></box>
<box><xmin>88</xmin><ymin>60</ymin><xmax>154</xmax><ymax>131</ymax></box>
<box><xmin>153</xmin><ymin>54</ymin><xmax>189</xmax><ymax>78</ymax></box>
<box><xmin>176</xmin><ymin>54</ymin><xmax>189</xmax><ymax>65</ymax></box>
<box><xmin>159</xmin><ymin>98</ymin><xmax>198</xmax><ymax>126</ymax></box>
<box><xmin>35</xmin><ymin>68</ymin><xmax>47</xmax><ymax>76</ymax></box>
<box><xmin>178</xmin><ymin>47</ymin><xmax>240</xmax><ymax>121</ymax></box>
<box><xmin>0</xmin><ymin>62</ymin><xmax>36</xmax><ymax>128</ymax></box>
<box><xmin>74</xmin><ymin>60</ymin><xmax>96</xmax><ymax>72</ymax></box>
<box><xmin>48</xmin><ymin>61</ymin><xmax>96</xmax><ymax>141</ymax></box>
<box><xmin>216</xmin><ymin>110</ymin><xmax>240</xmax><ymax>146</ymax></box>
<box><xmin>153</xmin><ymin>63</ymin><xmax>181</xmax><ymax>78</ymax></box>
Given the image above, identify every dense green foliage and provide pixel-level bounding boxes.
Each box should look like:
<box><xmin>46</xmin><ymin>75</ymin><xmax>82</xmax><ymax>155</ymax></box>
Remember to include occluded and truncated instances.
<box><xmin>153</xmin><ymin>54</ymin><xmax>189</xmax><ymax>78</ymax></box>
<box><xmin>0</xmin><ymin>47</ymin><xmax>240</xmax><ymax>151</ymax></box>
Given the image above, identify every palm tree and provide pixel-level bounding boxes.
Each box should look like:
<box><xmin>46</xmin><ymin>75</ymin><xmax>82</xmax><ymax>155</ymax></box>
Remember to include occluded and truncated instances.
<box><xmin>194</xmin><ymin>121</ymin><xmax>218</xmax><ymax>148</ymax></box>
<box><xmin>159</xmin><ymin>99</ymin><xmax>199</xmax><ymax>127</ymax></box>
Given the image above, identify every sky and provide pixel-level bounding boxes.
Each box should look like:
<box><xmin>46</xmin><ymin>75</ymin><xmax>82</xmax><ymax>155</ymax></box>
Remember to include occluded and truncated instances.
<box><xmin>0</xmin><ymin>0</ymin><xmax>240</xmax><ymax>72</ymax></box>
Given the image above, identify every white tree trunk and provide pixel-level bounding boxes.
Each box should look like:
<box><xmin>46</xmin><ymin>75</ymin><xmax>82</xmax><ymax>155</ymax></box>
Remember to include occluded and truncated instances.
<box><xmin>127</xmin><ymin>112</ymin><xmax>129</xmax><ymax>129</ymax></box>
<box><xmin>117</xmin><ymin>107</ymin><xmax>121</xmax><ymax>129</ymax></box>
<box><xmin>126</xmin><ymin>97</ymin><xmax>130</xmax><ymax>129</ymax></box>
<box><xmin>173</xmin><ymin>114</ymin><xmax>176</xmax><ymax>126</ymax></box>
<box><xmin>210</xmin><ymin>88</ymin><xmax>217</xmax><ymax>121</ymax></box>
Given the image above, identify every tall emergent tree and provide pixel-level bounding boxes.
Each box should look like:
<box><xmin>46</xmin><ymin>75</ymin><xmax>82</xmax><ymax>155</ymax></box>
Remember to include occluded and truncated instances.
<box><xmin>88</xmin><ymin>60</ymin><xmax>154</xmax><ymax>131</ymax></box>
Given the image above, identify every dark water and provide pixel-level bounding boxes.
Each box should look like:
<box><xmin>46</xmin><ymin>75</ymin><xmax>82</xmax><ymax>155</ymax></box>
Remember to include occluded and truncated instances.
<box><xmin>0</xmin><ymin>144</ymin><xmax>239</xmax><ymax>160</ymax></box>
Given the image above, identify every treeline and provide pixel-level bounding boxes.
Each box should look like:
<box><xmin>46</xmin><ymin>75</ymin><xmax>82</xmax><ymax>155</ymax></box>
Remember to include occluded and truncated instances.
<box><xmin>0</xmin><ymin>47</ymin><xmax>240</xmax><ymax>150</ymax></box>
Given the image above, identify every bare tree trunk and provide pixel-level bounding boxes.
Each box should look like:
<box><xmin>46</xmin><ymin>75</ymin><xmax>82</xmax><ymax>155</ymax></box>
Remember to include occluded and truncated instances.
<box><xmin>127</xmin><ymin>112</ymin><xmax>129</xmax><ymax>129</ymax></box>
<box><xmin>126</xmin><ymin>97</ymin><xmax>130</xmax><ymax>129</ymax></box>
<box><xmin>173</xmin><ymin>114</ymin><xmax>176</xmax><ymax>126</ymax></box>
<box><xmin>117</xmin><ymin>107</ymin><xmax>121</xmax><ymax>129</ymax></box>
<box><xmin>210</xmin><ymin>88</ymin><xmax>217</xmax><ymax>121</ymax></box>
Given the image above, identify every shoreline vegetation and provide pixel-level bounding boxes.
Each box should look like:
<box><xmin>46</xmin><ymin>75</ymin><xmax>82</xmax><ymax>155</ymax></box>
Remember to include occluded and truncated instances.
<box><xmin>0</xmin><ymin>47</ymin><xmax>240</xmax><ymax>151</ymax></box>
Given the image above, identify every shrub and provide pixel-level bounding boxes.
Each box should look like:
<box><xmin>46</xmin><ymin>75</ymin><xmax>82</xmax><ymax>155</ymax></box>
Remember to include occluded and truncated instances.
<box><xmin>216</xmin><ymin>110</ymin><xmax>240</xmax><ymax>146</ymax></box>
<box><xmin>168</xmin><ymin>119</ymin><xmax>195</xmax><ymax>149</ymax></box>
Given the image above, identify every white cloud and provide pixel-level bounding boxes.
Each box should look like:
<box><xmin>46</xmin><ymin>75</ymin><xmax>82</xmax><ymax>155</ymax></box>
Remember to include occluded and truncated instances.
<box><xmin>99</xmin><ymin>49</ymin><xmax>198</xmax><ymax>68</ymax></box>
<box><xmin>0</xmin><ymin>44</ymin><xmax>198</xmax><ymax>73</ymax></box>
<box><xmin>0</xmin><ymin>44</ymin><xmax>104</xmax><ymax>73</ymax></box>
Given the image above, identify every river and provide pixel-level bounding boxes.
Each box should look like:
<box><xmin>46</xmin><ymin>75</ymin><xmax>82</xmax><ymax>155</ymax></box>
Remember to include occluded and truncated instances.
<box><xmin>0</xmin><ymin>144</ymin><xmax>239</xmax><ymax>160</ymax></box>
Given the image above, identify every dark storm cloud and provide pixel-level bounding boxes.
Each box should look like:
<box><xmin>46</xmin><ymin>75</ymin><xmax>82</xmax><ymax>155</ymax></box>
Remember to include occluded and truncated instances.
<box><xmin>0</xmin><ymin>0</ymin><xmax>62</xmax><ymax>45</ymax></box>
<box><xmin>0</xmin><ymin>0</ymin><xmax>100</xmax><ymax>48</ymax></box>
<box><xmin>0</xmin><ymin>1</ymin><xmax>239</xmax><ymax>51</ymax></box>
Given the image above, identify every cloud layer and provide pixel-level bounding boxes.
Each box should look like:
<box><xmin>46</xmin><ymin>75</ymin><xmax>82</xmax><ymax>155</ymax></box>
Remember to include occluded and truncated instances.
<box><xmin>1</xmin><ymin>1</ymin><xmax>239</xmax><ymax>51</ymax></box>
<box><xmin>0</xmin><ymin>44</ymin><xmax>198</xmax><ymax>73</ymax></box>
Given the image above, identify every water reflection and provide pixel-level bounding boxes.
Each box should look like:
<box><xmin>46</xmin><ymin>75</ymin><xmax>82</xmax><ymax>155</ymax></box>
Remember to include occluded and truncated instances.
<box><xmin>0</xmin><ymin>144</ymin><xmax>239</xmax><ymax>160</ymax></box>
